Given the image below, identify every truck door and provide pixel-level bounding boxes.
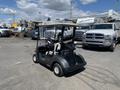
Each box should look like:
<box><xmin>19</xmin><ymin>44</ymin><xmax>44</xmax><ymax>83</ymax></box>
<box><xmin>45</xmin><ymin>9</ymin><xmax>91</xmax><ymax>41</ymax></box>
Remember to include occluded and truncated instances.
<box><xmin>118</xmin><ymin>29</ymin><xmax>120</xmax><ymax>37</ymax></box>
<box><xmin>114</xmin><ymin>24</ymin><xmax>120</xmax><ymax>38</ymax></box>
<box><xmin>114</xmin><ymin>24</ymin><xmax>120</xmax><ymax>41</ymax></box>
<box><xmin>118</xmin><ymin>29</ymin><xmax>120</xmax><ymax>41</ymax></box>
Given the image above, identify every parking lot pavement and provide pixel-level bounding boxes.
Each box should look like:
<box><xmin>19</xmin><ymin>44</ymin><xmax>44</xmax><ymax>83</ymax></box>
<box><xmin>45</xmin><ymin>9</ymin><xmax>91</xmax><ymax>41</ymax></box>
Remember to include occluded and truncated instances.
<box><xmin>0</xmin><ymin>38</ymin><xmax>120</xmax><ymax>90</ymax></box>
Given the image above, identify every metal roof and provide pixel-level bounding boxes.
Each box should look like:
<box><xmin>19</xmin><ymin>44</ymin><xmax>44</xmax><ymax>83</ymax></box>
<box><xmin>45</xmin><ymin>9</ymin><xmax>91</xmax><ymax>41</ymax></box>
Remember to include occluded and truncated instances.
<box><xmin>38</xmin><ymin>21</ymin><xmax>78</xmax><ymax>27</ymax></box>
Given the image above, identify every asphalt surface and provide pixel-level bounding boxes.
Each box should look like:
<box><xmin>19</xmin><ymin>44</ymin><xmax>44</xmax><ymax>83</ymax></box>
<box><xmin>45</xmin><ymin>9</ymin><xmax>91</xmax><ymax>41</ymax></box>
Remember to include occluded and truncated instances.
<box><xmin>0</xmin><ymin>37</ymin><xmax>120</xmax><ymax>90</ymax></box>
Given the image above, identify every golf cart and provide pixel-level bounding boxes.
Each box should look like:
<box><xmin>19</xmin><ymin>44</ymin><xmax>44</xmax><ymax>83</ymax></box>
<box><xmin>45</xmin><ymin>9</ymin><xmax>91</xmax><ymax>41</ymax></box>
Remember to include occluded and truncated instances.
<box><xmin>32</xmin><ymin>22</ymin><xmax>86</xmax><ymax>77</ymax></box>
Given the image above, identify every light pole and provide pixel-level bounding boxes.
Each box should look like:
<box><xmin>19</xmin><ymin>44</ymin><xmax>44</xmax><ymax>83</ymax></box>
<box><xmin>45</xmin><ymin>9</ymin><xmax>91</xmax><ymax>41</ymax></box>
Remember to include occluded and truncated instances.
<box><xmin>12</xmin><ymin>13</ymin><xmax>15</xmax><ymax>23</ymax></box>
<box><xmin>115</xmin><ymin>0</ymin><xmax>120</xmax><ymax>12</ymax></box>
<box><xmin>70</xmin><ymin>0</ymin><xmax>73</xmax><ymax>19</ymax></box>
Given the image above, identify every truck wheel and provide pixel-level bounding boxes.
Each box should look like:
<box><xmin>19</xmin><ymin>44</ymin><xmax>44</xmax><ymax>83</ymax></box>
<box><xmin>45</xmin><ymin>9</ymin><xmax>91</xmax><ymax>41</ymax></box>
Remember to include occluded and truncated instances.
<box><xmin>31</xmin><ymin>37</ymin><xmax>34</xmax><ymax>40</ymax></box>
<box><xmin>32</xmin><ymin>54</ymin><xmax>39</xmax><ymax>63</ymax></box>
<box><xmin>53</xmin><ymin>63</ymin><xmax>63</xmax><ymax>77</ymax></box>
<box><xmin>0</xmin><ymin>33</ymin><xmax>2</xmax><ymax>37</ymax></box>
<box><xmin>82</xmin><ymin>45</ymin><xmax>87</xmax><ymax>49</ymax></box>
<box><xmin>109</xmin><ymin>42</ymin><xmax>116</xmax><ymax>52</ymax></box>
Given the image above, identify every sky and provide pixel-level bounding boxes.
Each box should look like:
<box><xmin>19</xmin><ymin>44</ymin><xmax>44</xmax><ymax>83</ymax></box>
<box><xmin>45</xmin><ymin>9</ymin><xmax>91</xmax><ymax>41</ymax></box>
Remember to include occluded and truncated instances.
<box><xmin>0</xmin><ymin>0</ymin><xmax>119</xmax><ymax>22</ymax></box>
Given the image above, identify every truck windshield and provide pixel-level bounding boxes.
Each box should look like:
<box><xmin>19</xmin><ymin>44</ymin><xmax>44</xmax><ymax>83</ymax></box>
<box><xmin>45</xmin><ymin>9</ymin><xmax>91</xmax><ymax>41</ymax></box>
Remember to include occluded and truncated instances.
<box><xmin>93</xmin><ymin>24</ymin><xmax>113</xmax><ymax>29</ymax></box>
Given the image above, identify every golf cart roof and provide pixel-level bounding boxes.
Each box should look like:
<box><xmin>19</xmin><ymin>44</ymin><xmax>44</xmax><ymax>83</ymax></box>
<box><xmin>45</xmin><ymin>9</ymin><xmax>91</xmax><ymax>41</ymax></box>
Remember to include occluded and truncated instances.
<box><xmin>38</xmin><ymin>22</ymin><xmax>78</xmax><ymax>27</ymax></box>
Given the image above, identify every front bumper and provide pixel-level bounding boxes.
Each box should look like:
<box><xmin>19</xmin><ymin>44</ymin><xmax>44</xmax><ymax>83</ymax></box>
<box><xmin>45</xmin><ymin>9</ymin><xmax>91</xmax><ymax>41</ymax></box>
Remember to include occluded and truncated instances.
<box><xmin>1</xmin><ymin>31</ymin><xmax>11</xmax><ymax>37</ymax></box>
<box><xmin>75</xmin><ymin>37</ymin><xmax>83</xmax><ymax>41</ymax></box>
<box><xmin>83</xmin><ymin>39</ymin><xmax>112</xmax><ymax>47</ymax></box>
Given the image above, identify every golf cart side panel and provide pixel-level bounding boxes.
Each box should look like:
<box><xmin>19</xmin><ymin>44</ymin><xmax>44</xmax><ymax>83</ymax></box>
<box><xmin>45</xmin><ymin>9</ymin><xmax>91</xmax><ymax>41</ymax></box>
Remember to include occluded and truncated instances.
<box><xmin>50</xmin><ymin>55</ymin><xmax>70</xmax><ymax>69</ymax></box>
<box><xmin>51</xmin><ymin>54</ymin><xmax>86</xmax><ymax>74</ymax></box>
<box><xmin>63</xmin><ymin>53</ymin><xmax>86</xmax><ymax>72</ymax></box>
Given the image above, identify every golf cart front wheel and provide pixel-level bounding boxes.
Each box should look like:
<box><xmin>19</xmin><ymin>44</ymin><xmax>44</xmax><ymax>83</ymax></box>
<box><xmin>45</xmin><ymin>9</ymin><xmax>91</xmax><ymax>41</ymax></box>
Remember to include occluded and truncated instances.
<box><xmin>53</xmin><ymin>63</ymin><xmax>63</xmax><ymax>77</ymax></box>
<box><xmin>32</xmin><ymin>54</ymin><xmax>38</xmax><ymax>63</ymax></box>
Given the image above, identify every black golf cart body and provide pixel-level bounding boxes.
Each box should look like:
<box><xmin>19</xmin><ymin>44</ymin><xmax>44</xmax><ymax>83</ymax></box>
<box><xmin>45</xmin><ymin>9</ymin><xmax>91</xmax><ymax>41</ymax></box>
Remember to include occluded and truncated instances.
<box><xmin>33</xmin><ymin>22</ymin><xmax>86</xmax><ymax>76</ymax></box>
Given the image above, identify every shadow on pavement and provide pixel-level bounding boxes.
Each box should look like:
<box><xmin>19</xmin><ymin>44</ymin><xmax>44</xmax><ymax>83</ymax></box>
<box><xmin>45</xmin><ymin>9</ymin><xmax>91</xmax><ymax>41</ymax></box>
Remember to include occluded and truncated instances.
<box><xmin>74</xmin><ymin>65</ymin><xmax>120</xmax><ymax>90</ymax></box>
<box><xmin>76</xmin><ymin>45</ymin><xmax>113</xmax><ymax>52</ymax></box>
<box><xmin>82</xmin><ymin>46</ymin><xmax>111</xmax><ymax>52</ymax></box>
<box><xmin>65</xmin><ymin>67</ymin><xmax>86</xmax><ymax>77</ymax></box>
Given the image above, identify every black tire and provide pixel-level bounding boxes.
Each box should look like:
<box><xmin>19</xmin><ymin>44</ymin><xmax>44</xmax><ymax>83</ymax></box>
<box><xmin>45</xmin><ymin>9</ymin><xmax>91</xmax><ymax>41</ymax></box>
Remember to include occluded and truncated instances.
<box><xmin>109</xmin><ymin>42</ymin><xmax>116</xmax><ymax>52</ymax></box>
<box><xmin>0</xmin><ymin>33</ymin><xmax>2</xmax><ymax>37</ymax></box>
<box><xmin>53</xmin><ymin>63</ymin><xmax>64</xmax><ymax>77</ymax></box>
<box><xmin>82</xmin><ymin>44</ymin><xmax>87</xmax><ymax>49</ymax></box>
<box><xmin>31</xmin><ymin>37</ymin><xmax>35</xmax><ymax>40</ymax></box>
<box><xmin>117</xmin><ymin>37</ymin><xmax>120</xmax><ymax>44</ymax></box>
<box><xmin>32</xmin><ymin>54</ymin><xmax>39</xmax><ymax>63</ymax></box>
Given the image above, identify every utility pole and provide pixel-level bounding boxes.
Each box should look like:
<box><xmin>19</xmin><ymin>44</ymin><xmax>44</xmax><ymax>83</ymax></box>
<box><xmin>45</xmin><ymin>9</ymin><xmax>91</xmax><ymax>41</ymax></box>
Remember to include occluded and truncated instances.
<box><xmin>115</xmin><ymin>0</ymin><xmax>120</xmax><ymax>12</ymax></box>
<box><xmin>70</xmin><ymin>0</ymin><xmax>73</xmax><ymax>19</ymax></box>
<box><xmin>12</xmin><ymin>13</ymin><xmax>15</xmax><ymax>23</ymax></box>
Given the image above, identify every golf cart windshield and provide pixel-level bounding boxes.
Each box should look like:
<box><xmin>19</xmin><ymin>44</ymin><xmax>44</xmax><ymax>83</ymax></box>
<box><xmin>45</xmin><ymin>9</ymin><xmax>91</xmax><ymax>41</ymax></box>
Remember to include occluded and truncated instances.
<box><xmin>38</xmin><ymin>22</ymin><xmax>78</xmax><ymax>41</ymax></box>
<box><xmin>44</xmin><ymin>26</ymin><xmax>73</xmax><ymax>40</ymax></box>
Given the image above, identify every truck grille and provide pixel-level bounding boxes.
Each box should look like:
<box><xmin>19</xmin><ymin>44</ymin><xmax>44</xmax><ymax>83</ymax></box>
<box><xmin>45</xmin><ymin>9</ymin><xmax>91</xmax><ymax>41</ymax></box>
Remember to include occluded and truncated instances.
<box><xmin>85</xmin><ymin>33</ymin><xmax>104</xmax><ymax>44</ymax></box>
<box><xmin>86</xmin><ymin>40</ymin><xmax>103</xmax><ymax>43</ymax></box>
<box><xmin>86</xmin><ymin>33</ymin><xmax>104</xmax><ymax>39</ymax></box>
<box><xmin>75</xmin><ymin>31</ymin><xmax>84</xmax><ymax>40</ymax></box>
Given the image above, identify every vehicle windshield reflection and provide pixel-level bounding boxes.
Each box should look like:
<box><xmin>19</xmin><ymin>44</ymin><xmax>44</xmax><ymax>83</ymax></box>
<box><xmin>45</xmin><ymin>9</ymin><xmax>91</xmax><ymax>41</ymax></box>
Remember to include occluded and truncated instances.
<box><xmin>93</xmin><ymin>24</ymin><xmax>113</xmax><ymax>29</ymax></box>
<box><xmin>77</xmin><ymin>26</ymin><xmax>90</xmax><ymax>30</ymax></box>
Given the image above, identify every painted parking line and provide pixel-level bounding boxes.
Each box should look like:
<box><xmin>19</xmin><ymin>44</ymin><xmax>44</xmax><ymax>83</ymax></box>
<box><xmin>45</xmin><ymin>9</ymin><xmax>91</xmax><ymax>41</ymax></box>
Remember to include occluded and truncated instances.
<box><xmin>15</xmin><ymin>61</ymin><xmax>22</xmax><ymax>65</ymax></box>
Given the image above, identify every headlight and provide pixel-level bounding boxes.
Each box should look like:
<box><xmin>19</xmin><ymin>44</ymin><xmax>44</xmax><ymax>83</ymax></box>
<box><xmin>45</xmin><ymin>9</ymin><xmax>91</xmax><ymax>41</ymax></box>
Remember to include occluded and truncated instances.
<box><xmin>105</xmin><ymin>35</ymin><xmax>111</xmax><ymax>40</ymax></box>
<box><xmin>83</xmin><ymin>33</ymin><xmax>86</xmax><ymax>38</ymax></box>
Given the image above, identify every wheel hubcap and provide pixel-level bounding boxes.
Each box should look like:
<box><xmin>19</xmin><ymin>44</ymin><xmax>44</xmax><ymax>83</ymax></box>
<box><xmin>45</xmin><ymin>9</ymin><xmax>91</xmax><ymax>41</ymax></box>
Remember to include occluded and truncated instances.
<box><xmin>54</xmin><ymin>67</ymin><xmax>59</xmax><ymax>74</ymax></box>
<box><xmin>33</xmin><ymin>56</ymin><xmax>36</xmax><ymax>62</ymax></box>
<box><xmin>113</xmin><ymin>43</ymin><xmax>115</xmax><ymax>48</ymax></box>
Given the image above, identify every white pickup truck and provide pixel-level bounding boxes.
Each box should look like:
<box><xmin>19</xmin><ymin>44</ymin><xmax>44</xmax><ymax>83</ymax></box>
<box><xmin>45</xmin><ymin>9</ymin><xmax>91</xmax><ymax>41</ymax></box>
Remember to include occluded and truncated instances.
<box><xmin>0</xmin><ymin>27</ymin><xmax>11</xmax><ymax>37</ymax></box>
<box><xmin>75</xmin><ymin>25</ymin><xmax>90</xmax><ymax>41</ymax></box>
<box><xmin>82</xmin><ymin>23</ymin><xmax>120</xmax><ymax>51</ymax></box>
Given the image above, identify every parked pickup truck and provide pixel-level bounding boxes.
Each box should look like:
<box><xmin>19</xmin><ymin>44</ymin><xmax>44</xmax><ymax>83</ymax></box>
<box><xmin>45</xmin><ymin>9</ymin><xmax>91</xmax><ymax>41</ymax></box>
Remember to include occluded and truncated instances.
<box><xmin>75</xmin><ymin>25</ymin><xmax>90</xmax><ymax>41</ymax></box>
<box><xmin>82</xmin><ymin>23</ymin><xmax>120</xmax><ymax>51</ymax></box>
<box><xmin>0</xmin><ymin>27</ymin><xmax>11</xmax><ymax>37</ymax></box>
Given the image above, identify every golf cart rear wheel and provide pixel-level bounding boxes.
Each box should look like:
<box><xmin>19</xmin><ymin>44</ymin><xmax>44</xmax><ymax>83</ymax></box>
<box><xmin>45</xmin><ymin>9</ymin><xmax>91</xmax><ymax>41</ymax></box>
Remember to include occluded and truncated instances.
<box><xmin>32</xmin><ymin>54</ymin><xmax>38</xmax><ymax>63</ymax></box>
<box><xmin>53</xmin><ymin>63</ymin><xmax>63</xmax><ymax>77</ymax></box>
